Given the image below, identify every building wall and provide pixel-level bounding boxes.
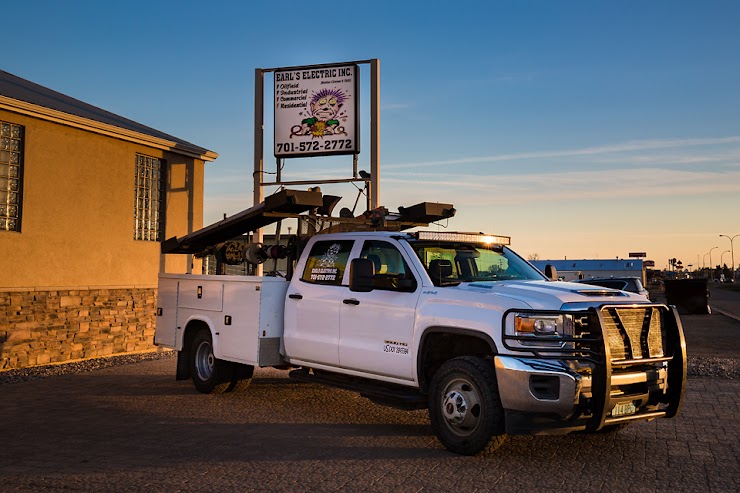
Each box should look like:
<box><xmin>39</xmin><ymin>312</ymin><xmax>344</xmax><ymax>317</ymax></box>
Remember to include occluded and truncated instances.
<box><xmin>0</xmin><ymin>287</ymin><xmax>156</xmax><ymax>369</ymax></box>
<box><xmin>0</xmin><ymin>108</ymin><xmax>206</xmax><ymax>369</ymax></box>
<box><xmin>531</xmin><ymin>259</ymin><xmax>645</xmax><ymax>284</ymax></box>
<box><xmin>0</xmin><ymin>109</ymin><xmax>203</xmax><ymax>288</ymax></box>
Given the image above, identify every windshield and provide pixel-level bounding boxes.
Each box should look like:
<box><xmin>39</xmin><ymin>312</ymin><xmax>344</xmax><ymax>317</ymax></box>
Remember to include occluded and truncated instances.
<box><xmin>409</xmin><ymin>241</ymin><xmax>546</xmax><ymax>286</ymax></box>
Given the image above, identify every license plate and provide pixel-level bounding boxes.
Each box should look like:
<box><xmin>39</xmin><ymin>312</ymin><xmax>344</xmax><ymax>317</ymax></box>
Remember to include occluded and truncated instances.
<box><xmin>612</xmin><ymin>401</ymin><xmax>636</xmax><ymax>417</ymax></box>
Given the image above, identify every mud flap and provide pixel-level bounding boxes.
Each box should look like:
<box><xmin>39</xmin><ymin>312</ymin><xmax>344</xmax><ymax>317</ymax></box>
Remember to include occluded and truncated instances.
<box><xmin>176</xmin><ymin>350</ymin><xmax>190</xmax><ymax>380</ymax></box>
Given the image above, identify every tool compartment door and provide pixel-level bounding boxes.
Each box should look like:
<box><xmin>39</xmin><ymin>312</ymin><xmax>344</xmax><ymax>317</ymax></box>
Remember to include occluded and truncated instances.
<box><xmin>155</xmin><ymin>275</ymin><xmax>180</xmax><ymax>348</ymax></box>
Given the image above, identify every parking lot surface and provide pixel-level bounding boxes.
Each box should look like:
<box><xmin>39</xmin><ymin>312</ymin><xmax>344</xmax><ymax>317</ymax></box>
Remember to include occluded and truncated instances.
<box><xmin>3</xmin><ymin>287</ymin><xmax>740</xmax><ymax>492</ymax></box>
<box><xmin>1</xmin><ymin>356</ymin><xmax>739</xmax><ymax>492</ymax></box>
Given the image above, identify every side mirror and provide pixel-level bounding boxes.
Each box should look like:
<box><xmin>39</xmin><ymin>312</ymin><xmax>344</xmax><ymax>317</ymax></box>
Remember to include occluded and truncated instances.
<box><xmin>544</xmin><ymin>264</ymin><xmax>558</xmax><ymax>281</ymax></box>
<box><xmin>349</xmin><ymin>258</ymin><xmax>375</xmax><ymax>292</ymax></box>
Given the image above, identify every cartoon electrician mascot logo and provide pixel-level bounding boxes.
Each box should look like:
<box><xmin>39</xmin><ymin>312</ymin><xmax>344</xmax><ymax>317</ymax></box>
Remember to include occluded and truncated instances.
<box><xmin>291</xmin><ymin>88</ymin><xmax>349</xmax><ymax>138</ymax></box>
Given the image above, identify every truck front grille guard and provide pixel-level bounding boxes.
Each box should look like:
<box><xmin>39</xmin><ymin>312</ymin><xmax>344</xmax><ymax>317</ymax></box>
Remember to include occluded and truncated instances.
<box><xmin>501</xmin><ymin>304</ymin><xmax>687</xmax><ymax>428</ymax></box>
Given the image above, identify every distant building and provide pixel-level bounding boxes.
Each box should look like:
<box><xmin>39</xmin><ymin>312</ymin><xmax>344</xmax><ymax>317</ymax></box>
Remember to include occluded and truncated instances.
<box><xmin>531</xmin><ymin>259</ymin><xmax>645</xmax><ymax>283</ymax></box>
<box><xmin>0</xmin><ymin>70</ymin><xmax>217</xmax><ymax>369</ymax></box>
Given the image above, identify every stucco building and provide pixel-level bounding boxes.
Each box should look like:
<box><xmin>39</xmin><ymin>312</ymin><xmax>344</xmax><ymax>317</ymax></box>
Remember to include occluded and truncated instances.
<box><xmin>0</xmin><ymin>70</ymin><xmax>217</xmax><ymax>369</ymax></box>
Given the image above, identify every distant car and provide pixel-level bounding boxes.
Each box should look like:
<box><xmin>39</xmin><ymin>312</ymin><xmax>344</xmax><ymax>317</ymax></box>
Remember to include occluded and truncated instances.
<box><xmin>575</xmin><ymin>277</ymin><xmax>650</xmax><ymax>298</ymax></box>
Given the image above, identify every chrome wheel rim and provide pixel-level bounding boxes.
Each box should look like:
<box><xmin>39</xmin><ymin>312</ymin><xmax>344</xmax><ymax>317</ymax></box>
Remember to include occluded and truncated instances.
<box><xmin>194</xmin><ymin>339</ymin><xmax>215</xmax><ymax>381</ymax></box>
<box><xmin>441</xmin><ymin>377</ymin><xmax>481</xmax><ymax>437</ymax></box>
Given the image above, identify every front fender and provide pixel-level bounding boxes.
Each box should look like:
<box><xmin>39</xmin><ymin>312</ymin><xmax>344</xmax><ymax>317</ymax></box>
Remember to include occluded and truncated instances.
<box><xmin>415</xmin><ymin>325</ymin><xmax>499</xmax><ymax>392</ymax></box>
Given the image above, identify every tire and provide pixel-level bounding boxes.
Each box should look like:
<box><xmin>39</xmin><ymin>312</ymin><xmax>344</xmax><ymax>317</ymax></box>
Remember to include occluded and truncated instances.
<box><xmin>428</xmin><ymin>356</ymin><xmax>506</xmax><ymax>456</ymax></box>
<box><xmin>228</xmin><ymin>363</ymin><xmax>255</xmax><ymax>392</ymax></box>
<box><xmin>190</xmin><ymin>328</ymin><xmax>234</xmax><ymax>394</ymax></box>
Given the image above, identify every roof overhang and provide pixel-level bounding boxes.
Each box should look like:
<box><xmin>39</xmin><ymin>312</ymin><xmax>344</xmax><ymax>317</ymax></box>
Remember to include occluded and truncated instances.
<box><xmin>0</xmin><ymin>95</ymin><xmax>218</xmax><ymax>162</ymax></box>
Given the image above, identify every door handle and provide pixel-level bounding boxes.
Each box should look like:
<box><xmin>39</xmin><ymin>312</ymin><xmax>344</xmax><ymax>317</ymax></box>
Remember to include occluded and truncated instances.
<box><xmin>288</xmin><ymin>293</ymin><xmax>303</xmax><ymax>300</ymax></box>
<box><xmin>343</xmin><ymin>298</ymin><xmax>360</xmax><ymax>305</ymax></box>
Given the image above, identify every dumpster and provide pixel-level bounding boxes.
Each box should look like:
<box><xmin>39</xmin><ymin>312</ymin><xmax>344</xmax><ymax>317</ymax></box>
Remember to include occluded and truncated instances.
<box><xmin>664</xmin><ymin>279</ymin><xmax>710</xmax><ymax>315</ymax></box>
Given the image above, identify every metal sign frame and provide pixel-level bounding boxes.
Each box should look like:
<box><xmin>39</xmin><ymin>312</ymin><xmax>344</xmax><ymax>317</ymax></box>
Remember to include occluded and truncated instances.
<box><xmin>254</xmin><ymin>59</ymin><xmax>379</xmax><ymax>207</ymax></box>
<box><xmin>273</xmin><ymin>62</ymin><xmax>360</xmax><ymax>159</ymax></box>
<box><xmin>252</xmin><ymin>59</ymin><xmax>380</xmax><ymax>274</ymax></box>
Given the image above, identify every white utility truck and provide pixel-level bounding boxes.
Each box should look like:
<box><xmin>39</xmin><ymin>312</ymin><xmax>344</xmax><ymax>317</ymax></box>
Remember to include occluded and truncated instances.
<box><xmin>155</xmin><ymin>190</ymin><xmax>686</xmax><ymax>455</ymax></box>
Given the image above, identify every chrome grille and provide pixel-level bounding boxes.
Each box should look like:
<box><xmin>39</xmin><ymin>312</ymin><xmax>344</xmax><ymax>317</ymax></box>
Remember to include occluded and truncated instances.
<box><xmin>601</xmin><ymin>307</ymin><xmax>664</xmax><ymax>360</ymax></box>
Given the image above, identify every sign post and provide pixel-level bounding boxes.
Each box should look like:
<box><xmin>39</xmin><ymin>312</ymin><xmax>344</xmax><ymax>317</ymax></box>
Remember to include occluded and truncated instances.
<box><xmin>253</xmin><ymin>59</ymin><xmax>381</xmax><ymax>275</ymax></box>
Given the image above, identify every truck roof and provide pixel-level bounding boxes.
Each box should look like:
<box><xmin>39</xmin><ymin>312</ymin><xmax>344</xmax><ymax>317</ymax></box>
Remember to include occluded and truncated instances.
<box><xmin>316</xmin><ymin>230</ymin><xmax>511</xmax><ymax>246</ymax></box>
<box><xmin>317</xmin><ymin>231</ymin><xmax>411</xmax><ymax>238</ymax></box>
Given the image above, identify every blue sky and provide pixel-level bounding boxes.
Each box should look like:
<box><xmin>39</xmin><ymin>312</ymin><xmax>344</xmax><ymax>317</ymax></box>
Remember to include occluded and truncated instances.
<box><xmin>4</xmin><ymin>1</ymin><xmax>739</xmax><ymax>270</ymax></box>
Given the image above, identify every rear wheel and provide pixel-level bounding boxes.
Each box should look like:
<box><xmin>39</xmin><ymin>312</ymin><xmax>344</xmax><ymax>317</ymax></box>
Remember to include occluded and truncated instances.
<box><xmin>190</xmin><ymin>328</ymin><xmax>234</xmax><ymax>394</ymax></box>
<box><xmin>229</xmin><ymin>363</ymin><xmax>255</xmax><ymax>392</ymax></box>
<box><xmin>428</xmin><ymin>356</ymin><xmax>506</xmax><ymax>455</ymax></box>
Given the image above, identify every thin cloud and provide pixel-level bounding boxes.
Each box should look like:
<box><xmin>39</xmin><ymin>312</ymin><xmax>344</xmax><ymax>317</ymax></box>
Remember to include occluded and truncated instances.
<box><xmin>382</xmin><ymin>168</ymin><xmax>740</xmax><ymax>206</ymax></box>
<box><xmin>384</xmin><ymin>136</ymin><xmax>740</xmax><ymax>170</ymax></box>
<box><xmin>589</xmin><ymin>153</ymin><xmax>740</xmax><ymax>166</ymax></box>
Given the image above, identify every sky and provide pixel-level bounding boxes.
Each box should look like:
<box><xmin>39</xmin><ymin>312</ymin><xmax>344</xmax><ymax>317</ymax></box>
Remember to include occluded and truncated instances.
<box><xmin>3</xmin><ymin>0</ymin><xmax>739</xmax><ymax>270</ymax></box>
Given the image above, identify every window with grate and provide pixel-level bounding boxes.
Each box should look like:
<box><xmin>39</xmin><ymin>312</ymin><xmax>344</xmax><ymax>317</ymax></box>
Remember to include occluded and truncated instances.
<box><xmin>134</xmin><ymin>154</ymin><xmax>164</xmax><ymax>241</ymax></box>
<box><xmin>0</xmin><ymin>121</ymin><xmax>23</xmax><ymax>232</ymax></box>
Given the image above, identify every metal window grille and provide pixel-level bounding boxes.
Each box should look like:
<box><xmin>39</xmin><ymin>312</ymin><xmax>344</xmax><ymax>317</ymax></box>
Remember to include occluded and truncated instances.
<box><xmin>134</xmin><ymin>154</ymin><xmax>164</xmax><ymax>241</ymax></box>
<box><xmin>0</xmin><ymin>121</ymin><xmax>23</xmax><ymax>232</ymax></box>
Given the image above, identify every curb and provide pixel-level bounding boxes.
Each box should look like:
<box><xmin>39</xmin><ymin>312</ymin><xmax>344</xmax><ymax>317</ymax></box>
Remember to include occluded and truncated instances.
<box><xmin>711</xmin><ymin>306</ymin><xmax>740</xmax><ymax>323</ymax></box>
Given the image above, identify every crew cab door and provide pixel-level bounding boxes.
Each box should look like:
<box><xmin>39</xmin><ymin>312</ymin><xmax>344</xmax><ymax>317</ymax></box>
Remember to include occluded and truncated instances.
<box><xmin>339</xmin><ymin>239</ymin><xmax>420</xmax><ymax>381</ymax></box>
<box><xmin>283</xmin><ymin>238</ymin><xmax>355</xmax><ymax>366</ymax></box>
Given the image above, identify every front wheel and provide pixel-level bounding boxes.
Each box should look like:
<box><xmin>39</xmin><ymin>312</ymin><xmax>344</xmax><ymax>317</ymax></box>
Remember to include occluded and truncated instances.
<box><xmin>190</xmin><ymin>328</ymin><xmax>234</xmax><ymax>394</ymax></box>
<box><xmin>428</xmin><ymin>356</ymin><xmax>506</xmax><ymax>455</ymax></box>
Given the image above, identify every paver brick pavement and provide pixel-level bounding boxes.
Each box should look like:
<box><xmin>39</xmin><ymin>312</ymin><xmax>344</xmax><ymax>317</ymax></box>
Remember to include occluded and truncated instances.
<box><xmin>2</xmin><ymin>290</ymin><xmax>738</xmax><ymax>492</ymax></box>
<box><xmin>1</xmin><ymin>359</ymin><xmax>739</xmax><ymax>492</ymax></box>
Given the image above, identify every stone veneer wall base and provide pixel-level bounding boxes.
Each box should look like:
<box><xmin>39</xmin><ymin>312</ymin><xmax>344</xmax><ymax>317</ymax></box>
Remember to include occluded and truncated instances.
<box><xmin>0</xmin><ymin>287</ymin><xmax>157</xmax><ymax>370</ymax></box>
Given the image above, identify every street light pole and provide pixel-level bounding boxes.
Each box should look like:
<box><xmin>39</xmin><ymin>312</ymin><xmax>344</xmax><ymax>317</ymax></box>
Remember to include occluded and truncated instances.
<box><xmin>709</xmin><ymin>246</ymin><xmax>718</xmax><ymax>280</ymax></box>
<box><xmin>703</xmin><ymin>253</ymin><xmax>710</xmax><ymax>276</ymax></box>
<box><xmin>721</xmin><ymin>250</ymin><xmax>730</xmax><ymax>275</ymax></box>
<box><xmin>719</xmin><ymin>234</ymin><xmax>738</xmax><ymax>281</ymax></box>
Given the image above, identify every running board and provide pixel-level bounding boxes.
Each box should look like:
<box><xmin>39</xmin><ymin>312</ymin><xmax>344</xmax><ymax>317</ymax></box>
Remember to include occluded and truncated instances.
<box><xmin>288</xmin><ymin>368</ymin><xmax>427</xmax><ymax>411</ymax></box>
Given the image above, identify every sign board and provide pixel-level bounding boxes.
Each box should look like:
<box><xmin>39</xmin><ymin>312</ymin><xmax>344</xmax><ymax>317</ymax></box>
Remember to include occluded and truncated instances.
<box><xmin>274</xmin><ymin>63</ymin><xmax>359</xmax><ymax>158</ymax></box>
<box><xmin>629</xmin><ymin>252</ymin><xmax>647</xmax><ymax>258</ymax></box>
<box><xmin>644</xmin><ymin>260</ymin><xmax>655</xmax><ymax>267</ymax></box>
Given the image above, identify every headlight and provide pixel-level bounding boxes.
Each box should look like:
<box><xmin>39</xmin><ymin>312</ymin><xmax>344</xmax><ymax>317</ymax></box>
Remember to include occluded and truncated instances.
<box><xmin>508</xmin><ymin>313</ymin><xmax>573</xmax><ymax>347</ymax></box>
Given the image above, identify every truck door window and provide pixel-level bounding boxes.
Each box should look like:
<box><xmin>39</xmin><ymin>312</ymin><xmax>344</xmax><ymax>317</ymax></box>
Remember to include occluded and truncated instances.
<box><xmin>359</xmin><ymin>240</ymin><xmax>417</xmax><ymax>292</ymax></box>
<box><xmin>301</xmin><ymin>240</ymin><xmax>354</xmax><ymax>285</ymax></box>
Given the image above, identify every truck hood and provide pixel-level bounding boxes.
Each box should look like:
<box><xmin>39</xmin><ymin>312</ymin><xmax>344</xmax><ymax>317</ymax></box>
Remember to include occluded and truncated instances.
<box><xmin>454</xmin><ymin>280</ymin><xmax>647</xmax><ymax>310</ymax></box>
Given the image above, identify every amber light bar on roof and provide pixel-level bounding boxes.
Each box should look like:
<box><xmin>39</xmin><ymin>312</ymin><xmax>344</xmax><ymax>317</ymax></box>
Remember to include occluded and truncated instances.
<box><xmin>414</xmin><ymin>231</ymin><xmax>511</xmax><ymax>245</ymax></box>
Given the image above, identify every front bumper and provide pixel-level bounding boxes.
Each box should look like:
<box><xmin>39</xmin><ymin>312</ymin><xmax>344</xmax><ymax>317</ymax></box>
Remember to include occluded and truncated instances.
<box><xmin>495</xmin><ymin>304</ymin><xmax>687</xmax><ymax>435</ymax></box>
<box><xmin>495</xmin><ymin>355</ymin><xmax>670</xmax><ymax>434</ymax></box>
